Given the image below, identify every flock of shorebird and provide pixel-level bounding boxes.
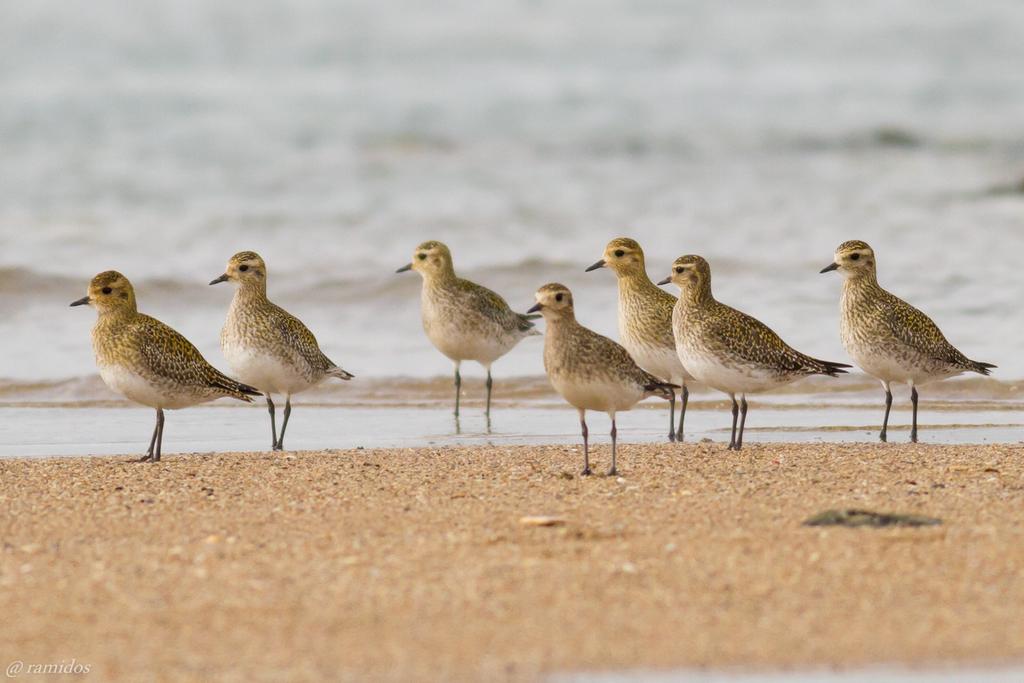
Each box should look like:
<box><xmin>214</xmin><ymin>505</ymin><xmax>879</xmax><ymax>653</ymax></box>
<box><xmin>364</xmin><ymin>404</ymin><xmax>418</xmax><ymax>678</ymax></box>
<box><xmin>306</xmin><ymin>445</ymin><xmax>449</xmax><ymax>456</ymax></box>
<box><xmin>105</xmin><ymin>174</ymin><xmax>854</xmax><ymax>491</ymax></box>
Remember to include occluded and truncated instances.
<box><xmin>71</xmin><ymin>239</ymin><xmax>994</xmax><ymax>472</ymax></box>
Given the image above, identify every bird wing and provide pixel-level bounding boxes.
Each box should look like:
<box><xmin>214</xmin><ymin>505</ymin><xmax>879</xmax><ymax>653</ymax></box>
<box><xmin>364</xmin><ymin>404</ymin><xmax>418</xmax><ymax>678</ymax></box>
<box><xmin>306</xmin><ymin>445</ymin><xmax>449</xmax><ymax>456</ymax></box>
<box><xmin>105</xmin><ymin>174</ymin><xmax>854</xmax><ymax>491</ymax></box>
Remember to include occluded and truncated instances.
<box><xmin>266</xmin><ymin>303</ymin><xmax>338</xmax><ymax>374</ymax></box>
<box><xmin>581</xmin><ymin>326</ymin><xmax>669</xmax><ymax>389</ymax></box>
<box><xmin>133</xmin><ymin>315</ymin><xmax>257</xmax><ymax>398</ymax></box>
<box><xmin>877</xmin><ymin>292</ymin><xmax>976</xmax><ymax>370</ymax></box>
<box><xmin>708</xmin><ymin>304</ymin><xmax>832</xmax><ymax>374</ymax></box>
<box><xmin>459</xmin><ymin>278</ymin><xmax>535</xmax><ymax>333</ymax></box>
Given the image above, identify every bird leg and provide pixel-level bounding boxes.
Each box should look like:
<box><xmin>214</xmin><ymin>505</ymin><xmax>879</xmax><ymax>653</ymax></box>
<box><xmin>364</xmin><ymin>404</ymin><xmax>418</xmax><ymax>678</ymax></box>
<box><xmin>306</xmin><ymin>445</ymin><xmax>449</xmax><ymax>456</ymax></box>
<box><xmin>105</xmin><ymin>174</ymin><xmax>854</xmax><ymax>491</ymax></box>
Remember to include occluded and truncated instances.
<box><xmin>667</xmin><ymin>388</ymin><xmax>677</xmax><ymax>442</ymax></box>
<box><xmin>910</xmin><ymin>387</ymin><xmax>919</xmax><ymax>443</ymax></box>
<box><xmin>736</xmin><ymin>396</ymin><xmax>748</xmax><ymax>451</ymax></box>
<box><xmin>485</xmin><ymin>369</ymin><xmax>493</xmax><ymax>419</ymax></box>
<box><xmin>608</xmin><ymin>418</ymin><xmax>618</xmax><ymax>477</ymax></box>
<box><xmin>677</xmin><ymin>385</ymin><xmax>689</xmax><ymax>443</ymax></box>
<box><xmin>275</xmin><ymin>398</ymin><xmax>292</xmax><ymax>451</ymax></box>
<box><xmin>152</xmin><ymin>409</ymin><xmax>165</xmax><ymax>462</ymax></box>
<box><xmin>579</xmin><ymin>410</ymin><xmax>591</xmax><ymax>476</ymax></box>
<box><xmin>453</xmin><ymin>364</ymin><xmax>462</xmax><ymax>418</ymax></box>
<box><xmin>267</xmin><ymin>395</ymin><xmax>279</xmax><ymax>451</ymax></box>
<box><xmin>138</xmin><ymin>410</ymin><xmax>161</xmax><ymax>462</ymax></box>
<box><xmin>880</xmin><ymin>385</ymin><xmax>893</xmax><ymax>443</ymax></box>
<box><xmin>728</xmin><ymin>396</ymin><xmax>739</xmax><ymax>450</ymax></box>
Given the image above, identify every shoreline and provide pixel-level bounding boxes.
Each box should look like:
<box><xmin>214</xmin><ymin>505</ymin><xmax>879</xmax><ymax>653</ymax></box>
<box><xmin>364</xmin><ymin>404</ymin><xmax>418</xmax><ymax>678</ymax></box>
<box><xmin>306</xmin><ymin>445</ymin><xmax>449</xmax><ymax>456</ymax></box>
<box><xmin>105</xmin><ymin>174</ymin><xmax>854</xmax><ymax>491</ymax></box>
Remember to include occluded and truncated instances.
<box><xmin>1</xmin><ymin>404</ymin><xmax>1021</xmax><ymax>459</ymax></box>
<box><xmin>2</xmin><ymin>443</ymin><xmax>1023</xmax><ymax>681</ymax></box>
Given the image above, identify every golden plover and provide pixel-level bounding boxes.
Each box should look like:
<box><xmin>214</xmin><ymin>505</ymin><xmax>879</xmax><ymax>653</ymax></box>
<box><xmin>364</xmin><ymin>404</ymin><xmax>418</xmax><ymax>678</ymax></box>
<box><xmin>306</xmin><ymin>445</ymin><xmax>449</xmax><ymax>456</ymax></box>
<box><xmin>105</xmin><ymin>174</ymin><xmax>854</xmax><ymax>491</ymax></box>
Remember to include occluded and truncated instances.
<box><xmin>660</xmin><ymin>256</ymin><xmax>849</xmax><ymax>450</ymax></box>
<box><xmin>821</xmin><ymin>240</ymin><xmax>995</xmax><ymax>442</ymax></box>
<box><xmin>211</xmin><ymin>251</ymin><xmax>354</xmax><ymax>451</ymax></box>
<box><xmin>587</xmin><ymin>237</ymin><xmax>694</xmax><ymax>442</ymax></box>
<box><xmin>71</xmin><ymin>271</ymin><xmax>260</xmax><ymax>462</ymax></box>
<box><xmin>397</xmin><ymin>241</ymin><xmax>538</xmax><ymax>420</ymax></box>
<box><xmin>529</xmin><ymin>283</ymin><xmax>675</xmax><ymax>475</ymax></box>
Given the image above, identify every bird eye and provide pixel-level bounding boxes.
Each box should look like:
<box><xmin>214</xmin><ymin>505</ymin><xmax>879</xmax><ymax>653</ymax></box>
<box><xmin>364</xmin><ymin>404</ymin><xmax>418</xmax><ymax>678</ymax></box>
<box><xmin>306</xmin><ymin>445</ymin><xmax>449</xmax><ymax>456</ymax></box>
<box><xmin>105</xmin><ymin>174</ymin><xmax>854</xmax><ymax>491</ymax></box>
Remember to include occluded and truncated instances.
<box><xmin>239</xmin><ymin>264</ymin><xmax>249</xmax><ymax>272</ymax></box>
<box><xmin>675</xmin><ymin>267</ymin><xmax>684</xmax><ymax>274</ymax></box>
<box><xmin>418</xmin><ymin>253</ymin><xmax>427</xmax><ymax>261</ymax></box>
<box><xmin>101</xmin><ymin>286</ymin><xmax>112</xmax><ymax>295</ymax></box>
<box><xmin>614</xmin><ymin>249</ymin><xmax>624</xmax><ymax>258</ymax></box>
<box><xmin>555</xmin><ymin>293</ymin><xmax>563</xmax><ymax>302</ymax></box>
<box><xmin>850</xmin><ymin>253</ymin><xmax>860</xmax><ymax>261</ymax></box>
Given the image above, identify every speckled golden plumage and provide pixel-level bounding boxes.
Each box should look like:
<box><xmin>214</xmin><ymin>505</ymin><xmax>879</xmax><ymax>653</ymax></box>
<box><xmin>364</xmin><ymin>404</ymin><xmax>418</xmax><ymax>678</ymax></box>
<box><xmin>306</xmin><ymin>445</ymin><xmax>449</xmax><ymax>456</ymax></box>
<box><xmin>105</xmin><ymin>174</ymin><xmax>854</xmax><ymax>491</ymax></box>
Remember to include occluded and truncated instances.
<box><xmin>662</xmin><ymin>255</ymin><xmax>848</xmax><ymax>450</ymax></box>
<box><xmin>213</xmin><ymin>251</ymin><xmax>353</xmax><ymax>450</ymax></box>
<box><xmin>587</xmin><ymin>237</ymin><xmax>694</xmax><ymax>442</ymax></box>
<box><xmin>822</xmin><ymin>240</ymin><xmax>995</xmax><ymax>442</ymax></box>
<box><xmin>530</xmin><ymin>283</ymin><xmax>675</xmax><ymax>476</ymax></box>
<box><xmin>72</xmin><ymin>271</ymin><xmax>259</xmax><ymax>461</ymax></box>
<box><xmin>398</xmin><ymin>241</ymin><xmax>538</xmax><ymax>419</ymax></box>
<box><xmin>216</xmin><ymin>252</ymin><xmax>352</xmax><ymax>385</ymax></box>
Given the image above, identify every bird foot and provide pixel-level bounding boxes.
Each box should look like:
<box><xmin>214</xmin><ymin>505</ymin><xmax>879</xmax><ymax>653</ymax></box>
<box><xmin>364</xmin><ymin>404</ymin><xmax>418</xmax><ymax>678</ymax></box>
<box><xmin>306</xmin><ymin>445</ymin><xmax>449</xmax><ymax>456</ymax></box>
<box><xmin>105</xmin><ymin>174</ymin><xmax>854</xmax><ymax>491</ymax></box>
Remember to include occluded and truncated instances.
<box><xmin>606</xmin><ymin>468</ymin><xmax>618</xmax><ymax>477</ymax></box>
<box><xmin>580</xmin><ymin>467</ymin><xmax>592</xmax><ymax>477</ymax></box>
<box><xmin>137</xmin><ymin>454</ymin><xmax>153</xmax><ymax>463</ymax></box>
<box><xmin>879</xmin><ymin>432</ymin><xmax>888</xmax><ymax>443</ymax></box>
<box><xmin>675</xmin><ymin>431</ymin><xmax>685</xmax><ymax>443</ymax></box>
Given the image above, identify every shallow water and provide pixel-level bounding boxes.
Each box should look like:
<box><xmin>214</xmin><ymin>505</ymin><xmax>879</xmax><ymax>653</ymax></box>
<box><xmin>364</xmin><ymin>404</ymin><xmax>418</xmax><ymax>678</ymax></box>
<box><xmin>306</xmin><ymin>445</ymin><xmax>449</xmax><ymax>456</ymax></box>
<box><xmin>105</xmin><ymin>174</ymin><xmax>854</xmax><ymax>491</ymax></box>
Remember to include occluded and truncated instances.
<box><xmin>1</xmin><ymin>0</ymin><xmax>1023</xmax><ymax>389</ymax></box>
<box><xmin>2</xmin><ymin>398</ymin><xmax>1019</xmax><ymax>458</ymax></box>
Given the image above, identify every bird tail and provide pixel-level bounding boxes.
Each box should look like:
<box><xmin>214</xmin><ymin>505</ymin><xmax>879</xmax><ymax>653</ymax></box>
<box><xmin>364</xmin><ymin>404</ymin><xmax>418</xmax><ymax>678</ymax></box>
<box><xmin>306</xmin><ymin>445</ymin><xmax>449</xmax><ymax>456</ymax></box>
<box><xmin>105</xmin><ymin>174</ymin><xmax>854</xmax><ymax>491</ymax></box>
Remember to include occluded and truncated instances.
<box><xmin>211</xmin><ymin>373</ymin><xmax>262</xmax><ymax>402</ymax></box>
<box><xmin>967</xmin><ymin>360</ymin><xmax>996</xmax><ymax>376</ymax></box>
<box><xmin>517</xmin><ymin>312</ymin><xmax>542</xmax><ymax>336</ymax></box>
<box><xmin>327</xmin><ymin>366</ymin><xmax>355</xmax><ymax>381</ymax></box>
<box><xmin>809</xmin><ymin>358</ymin><xmax>852</xmax><ymax>377</ymax></box>
<box><xmin>643</xmin><ymin>379</ymin><xmax>680</xmax><ymax>401</ymax></box>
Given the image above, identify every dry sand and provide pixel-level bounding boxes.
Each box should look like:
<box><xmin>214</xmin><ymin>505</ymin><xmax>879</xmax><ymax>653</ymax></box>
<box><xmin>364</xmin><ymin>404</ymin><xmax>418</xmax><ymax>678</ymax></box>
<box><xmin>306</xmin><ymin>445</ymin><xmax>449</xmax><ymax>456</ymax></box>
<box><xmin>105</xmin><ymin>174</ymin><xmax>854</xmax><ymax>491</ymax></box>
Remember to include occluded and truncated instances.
<box><xmin>2</xmin><ymin>442</ymin><xmax>1023</xmax><ymax>682</ymax></box>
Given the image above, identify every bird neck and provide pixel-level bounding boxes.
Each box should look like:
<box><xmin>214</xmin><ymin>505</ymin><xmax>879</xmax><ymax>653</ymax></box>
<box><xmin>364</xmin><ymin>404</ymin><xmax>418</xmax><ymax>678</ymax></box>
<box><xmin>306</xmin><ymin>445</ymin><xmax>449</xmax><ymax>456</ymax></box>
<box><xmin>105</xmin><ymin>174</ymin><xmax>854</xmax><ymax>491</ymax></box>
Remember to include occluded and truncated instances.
<box><xmin>93</xmin><ymin>306</ymin><xmax>139</xmax><ymax>336</ymax></box>
<box><xmin>841</xmin><ymin>270</ymin><xmax>881</xmax><ymax>297</ymax></box>
<box><xmin>543</xmin><ymin>309</ymin><xmax>578</xmax><ymax>331</ymax></box>
<box><xmin>616</xmin><ymin>269</ymin><xmax>662</xmax><ymax>297</ymax></box>
<box><xmin>422</xmin><ymin>267</ymin><xmax>458</xmax><ymax>289</ymax></box>
<box><xmin>676</xmin><ymin>281</ymin><xmax>714</xmax><ymax>310</ymax></box>
<box><xmin>95</xmin><ymin>302</ymin><xmax>138</xmax><ymax>321</ymax></box>
<box><xmin>234</xmin><ymin>278</ymin><xmax>269</xmax><ymax>302</ymax></box>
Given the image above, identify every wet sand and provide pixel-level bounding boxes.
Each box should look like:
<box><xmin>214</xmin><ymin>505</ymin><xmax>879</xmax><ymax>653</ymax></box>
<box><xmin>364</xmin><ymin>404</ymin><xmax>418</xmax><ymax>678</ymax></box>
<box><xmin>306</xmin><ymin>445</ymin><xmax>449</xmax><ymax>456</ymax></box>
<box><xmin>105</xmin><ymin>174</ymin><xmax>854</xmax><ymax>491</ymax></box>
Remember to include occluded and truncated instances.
<box><xmin>2</xmin><ymin>443</ymin><xmax>1023</xmax><ymax>681</ymax></box>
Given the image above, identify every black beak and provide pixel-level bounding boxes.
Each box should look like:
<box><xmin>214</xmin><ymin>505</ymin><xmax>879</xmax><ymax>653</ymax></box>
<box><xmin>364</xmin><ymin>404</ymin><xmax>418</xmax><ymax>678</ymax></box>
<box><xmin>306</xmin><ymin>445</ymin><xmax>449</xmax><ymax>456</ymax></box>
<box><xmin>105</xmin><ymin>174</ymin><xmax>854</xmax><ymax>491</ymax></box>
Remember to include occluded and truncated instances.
<box><xmin>527</xmin><ymin>303</ymin><xmax>542</xmax><ymax>314</ymax></box>
<box><xmin>69</xmin><ymin>296</ymin><xmax>90</xmax><ymax>307</ymax></box>
<box><xmin>396</xmin><ymin>264</ymin><xmax>412</xmax><ymax>273</ymax></box>
<box><xmin>209</xmin><ymin>274</ymin><xmax>229</xmax><ymax>285</ymax></box>
<box><xmin>656</xmin><ymin>276</ymin><xmax>671</xmax><ymax>286</ymax></box>
<box><xmin>584</xmin><ymin>259</ymin><xmax>605</xmax><ymax>272</ymax></box>
<box><xmin>820</xmin><ymin>262</ymin><xmax>839</xmax><ymax>274</ymax></box>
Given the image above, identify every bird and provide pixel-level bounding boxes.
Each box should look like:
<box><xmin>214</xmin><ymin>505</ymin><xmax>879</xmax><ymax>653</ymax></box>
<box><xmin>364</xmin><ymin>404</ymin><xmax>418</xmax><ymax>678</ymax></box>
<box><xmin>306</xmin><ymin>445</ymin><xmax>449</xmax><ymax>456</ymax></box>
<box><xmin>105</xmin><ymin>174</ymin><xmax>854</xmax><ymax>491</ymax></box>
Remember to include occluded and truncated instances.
<box><xmin>211</xmin><ymin>251</ymin><xmax>354</xmax><ymax>451</ymax></box>
<box><xmin>659</xmin><ymin>256</ymin><xmax>849</xmax><ymax>450</ymax></box>
<box><xmin>528</xmin><ymin>283</ymin><xmax>676</xmax><ymax>476</ymax></box>
<box><xmin>821</xmin><ymin>240</ymin><xmax>995</xmax><ymax>442</ymax></box>
<box><xmin>586</xmin><ymin>237</ymin><xmax>694</xmax><ymax>442</ymax></box>
<box><xmin>397</xmin><ymin>241</ymin><xmax>538</xmax><ymax>421</ymax></box>
<box><xmin>71</xmin><ymin>271</ymin><xmax>260</xmax><ymax>462</ymax></box>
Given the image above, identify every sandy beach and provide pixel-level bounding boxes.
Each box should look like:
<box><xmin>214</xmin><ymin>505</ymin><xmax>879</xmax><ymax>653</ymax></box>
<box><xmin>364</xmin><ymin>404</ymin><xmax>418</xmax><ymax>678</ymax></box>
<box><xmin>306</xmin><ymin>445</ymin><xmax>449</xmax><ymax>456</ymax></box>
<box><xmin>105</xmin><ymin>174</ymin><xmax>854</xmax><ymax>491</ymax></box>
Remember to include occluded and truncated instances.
<box><xmin>2</xmin><ymin>442</ymin><xmax>1023</xmax><ymax>681</ymax></box>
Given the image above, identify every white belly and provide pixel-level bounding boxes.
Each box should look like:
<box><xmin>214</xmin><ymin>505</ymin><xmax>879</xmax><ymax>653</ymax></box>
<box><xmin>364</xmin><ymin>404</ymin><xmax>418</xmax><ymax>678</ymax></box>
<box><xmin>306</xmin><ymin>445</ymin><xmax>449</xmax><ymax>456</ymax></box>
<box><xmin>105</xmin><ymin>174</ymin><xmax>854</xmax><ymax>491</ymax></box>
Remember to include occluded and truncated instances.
<box><xmin>426</xmin><ymin>327</ymin><xmax>512</xmax><ymax>366</ymax></box>
<box><xmin>99</xmin><ymin>364</ymin><xmax>204</xmax><ymax>410</ymax></box>
<box><xmin>675</xmin><ymin>346</ymin><xmax>782</xmax><ymax>396</ymax></box>
<box><xmin>625</xmin><ymin>342</ymin><xmax>690</xmax><ymax>385</ymax></box>
<box><xmin>849</xmin><ymin>347</ymin><xmax>959</xmax><ymax>387</ymax></box>
<box><xmin>551</xmin><ymin>377</ymin><xmax>645</xmax><ymax>415</ymax></box>
<box><xmin>223</xmin><ymin>343</ymin><xmax>313</xmax><ymax>396</ymax></box>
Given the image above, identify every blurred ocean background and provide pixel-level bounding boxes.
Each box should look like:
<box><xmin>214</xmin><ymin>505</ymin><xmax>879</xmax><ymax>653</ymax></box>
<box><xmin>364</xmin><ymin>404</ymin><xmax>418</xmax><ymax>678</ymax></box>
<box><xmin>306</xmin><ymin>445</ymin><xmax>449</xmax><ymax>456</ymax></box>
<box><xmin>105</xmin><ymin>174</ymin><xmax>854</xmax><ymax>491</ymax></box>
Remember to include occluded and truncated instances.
<box><xmin>2</xmin><ymin>0</ymin><xmax>1023</xmax><ymax>401</ymax></box>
